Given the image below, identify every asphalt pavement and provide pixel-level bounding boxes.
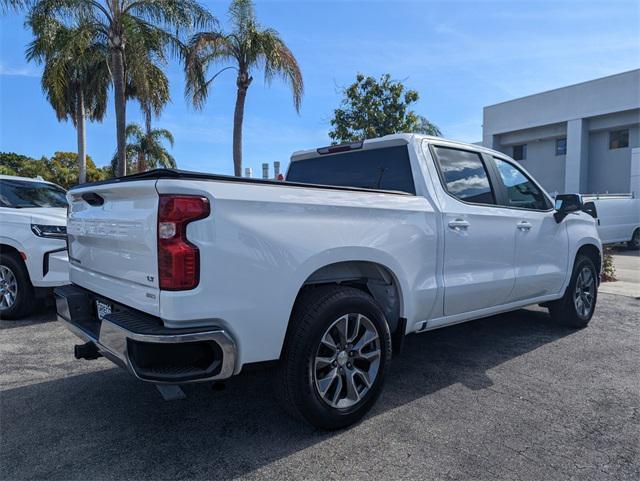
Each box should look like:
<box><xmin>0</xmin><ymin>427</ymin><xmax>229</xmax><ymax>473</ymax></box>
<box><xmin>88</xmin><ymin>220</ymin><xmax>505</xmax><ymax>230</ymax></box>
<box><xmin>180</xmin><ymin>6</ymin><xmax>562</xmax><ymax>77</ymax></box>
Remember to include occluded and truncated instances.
<box><xmin>1</xmin><ymin>293</ymin><xmax>638</xmax><ymax>481</ymax></box>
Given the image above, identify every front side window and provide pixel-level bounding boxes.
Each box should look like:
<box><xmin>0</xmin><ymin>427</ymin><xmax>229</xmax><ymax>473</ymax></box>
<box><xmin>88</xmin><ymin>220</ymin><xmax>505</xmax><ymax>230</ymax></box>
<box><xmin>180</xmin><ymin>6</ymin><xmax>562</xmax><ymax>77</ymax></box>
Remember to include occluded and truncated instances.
<box><xmin>493</xmin><ymin>157</ymin><xmax>549</xmax><ymax>211</ymax></box>
<box><xmin>432</xmin><ymin>146</ymin><xmax>495</xmax><ymax>205</ymax></box>
<box><xmin>609</xmin><ymin>129</ymin><xmax>629</xmax><ymax>149</ymax></box>
<box><xmin>555</xmin><ymin>138</ymin><xmax>567</xmax><ymax>156</ymax></box>
<box><xmin>513</xmin><ymin>144</ymin><xmax>527</xmax><ymax>161</ymax></box>
<box><xmin>0</xmin><ymin>179</ymin><xmax>67</xmax><ymax>208</ymax></box>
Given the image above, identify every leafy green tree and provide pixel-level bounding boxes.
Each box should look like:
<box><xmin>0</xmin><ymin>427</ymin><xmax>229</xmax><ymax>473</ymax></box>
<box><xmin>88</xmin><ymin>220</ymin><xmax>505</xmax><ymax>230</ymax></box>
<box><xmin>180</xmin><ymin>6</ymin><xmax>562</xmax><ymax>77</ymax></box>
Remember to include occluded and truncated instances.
<box><xmin>0</xmin><ymin>153</ymin><xmax>48</xmax><ymax>178</ymax></box>
<box><xmin>329</xmin><ymin>73</ymin><xmax>441</xmax><ymax>143</ymax></box>
<box><xmin>185</xmin><ymin>0</ymin><xmax>303</xmax><ymax>176</ymax></box>
<box><xmin>26</xmin><ymin>17</ymin><xmax>110</xmax><ymax>184</ymax></box>
<box><xmin>112</xmin><ymin>123</ymin><xmax>175</xmax><ymax>173</ymax></box>
<box><xmin>31</xmin><ymin>0</ymin><xmax>214</xmax><ymax>177</ymax></box>
<box><xmin>0</xmin><ymin>151</ymin><xmax>111</xmax><ymax>188</ymax></box>
<box><xmin>47</xmin><ymin>151</ymin><xmax>109</xmax><ymax>187</ymax></box>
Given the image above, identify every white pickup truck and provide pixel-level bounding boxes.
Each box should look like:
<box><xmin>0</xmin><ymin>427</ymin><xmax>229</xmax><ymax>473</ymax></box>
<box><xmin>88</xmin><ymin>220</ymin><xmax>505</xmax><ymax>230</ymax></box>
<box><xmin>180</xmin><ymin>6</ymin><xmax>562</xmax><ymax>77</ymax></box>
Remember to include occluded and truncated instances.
<box><xmin>55</xmin><ymin>134</ymin><xmax>602</xmax><ymax>429</ymax></box>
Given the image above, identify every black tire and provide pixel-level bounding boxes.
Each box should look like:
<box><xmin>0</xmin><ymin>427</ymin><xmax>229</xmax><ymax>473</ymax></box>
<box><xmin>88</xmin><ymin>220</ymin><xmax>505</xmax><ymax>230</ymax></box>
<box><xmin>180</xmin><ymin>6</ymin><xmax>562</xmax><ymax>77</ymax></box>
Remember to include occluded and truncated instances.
<box><xmin>277</xmin><ymin>285</ymin><xmax>392</xmax><ymax>430</ymax></box>
<box><xmin>548</xmin><ymin>254</ymin><xmax>598</xmax><ymax>328</ymax></box>
<box><xmin>627</xmin><ymin>229</ymin><xmax>640</xmax><ymax>250</ymax></box>
<box><xmin>0</xmin><ymin>252</ymin><xmax>34</xmax><ymax>320</ymax></box>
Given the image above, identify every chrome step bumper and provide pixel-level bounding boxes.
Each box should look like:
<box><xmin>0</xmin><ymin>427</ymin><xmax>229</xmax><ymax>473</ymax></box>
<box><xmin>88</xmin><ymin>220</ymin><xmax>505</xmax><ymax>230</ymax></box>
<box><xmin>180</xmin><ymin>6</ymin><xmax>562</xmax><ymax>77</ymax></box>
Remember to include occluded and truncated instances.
<box><xmin>55</xmin><ymin>285</ymin><xmax>236</xmax><ymax>384</ymax></box>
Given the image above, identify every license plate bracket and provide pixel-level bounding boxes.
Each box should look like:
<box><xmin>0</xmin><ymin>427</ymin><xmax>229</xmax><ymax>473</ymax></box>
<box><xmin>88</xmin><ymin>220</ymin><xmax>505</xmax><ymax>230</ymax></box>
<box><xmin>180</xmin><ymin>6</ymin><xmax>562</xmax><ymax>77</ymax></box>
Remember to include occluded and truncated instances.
<box><xmin>95</xmin><ymin>300</ymin><xmax>112</xmax><ymax>322</ymax></box>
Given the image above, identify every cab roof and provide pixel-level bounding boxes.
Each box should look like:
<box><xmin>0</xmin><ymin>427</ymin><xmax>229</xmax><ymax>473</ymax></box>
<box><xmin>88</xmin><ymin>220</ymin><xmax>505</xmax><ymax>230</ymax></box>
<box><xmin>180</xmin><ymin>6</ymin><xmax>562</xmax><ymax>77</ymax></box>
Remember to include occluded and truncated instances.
<box><xmin>290</xmin><ymin>133</ymin><xmax>507</xmax><ymax>162</ymax></box>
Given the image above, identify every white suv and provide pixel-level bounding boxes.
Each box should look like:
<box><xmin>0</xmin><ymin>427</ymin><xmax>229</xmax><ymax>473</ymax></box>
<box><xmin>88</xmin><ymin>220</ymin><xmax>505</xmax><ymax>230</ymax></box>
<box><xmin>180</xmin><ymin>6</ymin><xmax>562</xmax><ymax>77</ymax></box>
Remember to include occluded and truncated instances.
<box><xmin>0</xmin><ymin>175</ymin><xmax>69</xmax><ymax>318</ymax></box>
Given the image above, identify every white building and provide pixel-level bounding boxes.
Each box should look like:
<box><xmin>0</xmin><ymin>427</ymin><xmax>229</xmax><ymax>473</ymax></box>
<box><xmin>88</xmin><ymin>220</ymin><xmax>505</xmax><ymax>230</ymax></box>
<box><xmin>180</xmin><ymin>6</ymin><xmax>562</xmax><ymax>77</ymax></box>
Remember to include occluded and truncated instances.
<box><xmin>482</xmin><ymin>69</ymin><xmax>640</xmax><ymax>195</ymax></box>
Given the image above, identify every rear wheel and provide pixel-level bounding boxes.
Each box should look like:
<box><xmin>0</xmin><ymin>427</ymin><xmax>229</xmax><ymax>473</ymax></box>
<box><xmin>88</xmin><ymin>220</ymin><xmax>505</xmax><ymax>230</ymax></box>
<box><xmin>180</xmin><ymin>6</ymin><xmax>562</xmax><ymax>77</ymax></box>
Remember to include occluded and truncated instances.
<box><xmin>277</xmin><ymin>285</ymin><xmax>392</xmax><ymax>430</ymax></box>
<box><xmin>0</xmin><ymin>253</ymin><xmax>34</xmax><ymax>319</ymax></box>
<box><xmin>548</xmin><ymin>254</ymin><xmax>598</xmax><ymax>328</ymax></box>
<box><xmin>627</xmin><ymin>229</ymin><xmax>640</xmax><ymax>250</ymax></box>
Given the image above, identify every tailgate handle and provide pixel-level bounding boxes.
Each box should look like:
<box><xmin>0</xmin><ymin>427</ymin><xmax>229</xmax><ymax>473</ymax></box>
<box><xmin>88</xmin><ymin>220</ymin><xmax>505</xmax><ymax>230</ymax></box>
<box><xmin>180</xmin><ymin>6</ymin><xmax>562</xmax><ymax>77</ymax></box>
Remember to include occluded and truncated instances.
<box><xmin>81</xmin><ymin>192</ymin><xmax>104</xmax><ymax>206</ymax></box>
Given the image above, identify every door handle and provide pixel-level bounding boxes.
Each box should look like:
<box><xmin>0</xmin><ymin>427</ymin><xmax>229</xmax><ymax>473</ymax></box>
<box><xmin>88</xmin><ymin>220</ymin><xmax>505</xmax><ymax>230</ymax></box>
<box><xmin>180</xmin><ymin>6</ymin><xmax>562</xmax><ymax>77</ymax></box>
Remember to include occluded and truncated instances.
<box><xmin>517</xmin><ymin>221</ymin><xmax>533</xmax><ymax>231</ymax></box>
<box><xmin>448</xmin><ymin>219</ymin><xmax>470</xmax><ymax>230</ymax></box>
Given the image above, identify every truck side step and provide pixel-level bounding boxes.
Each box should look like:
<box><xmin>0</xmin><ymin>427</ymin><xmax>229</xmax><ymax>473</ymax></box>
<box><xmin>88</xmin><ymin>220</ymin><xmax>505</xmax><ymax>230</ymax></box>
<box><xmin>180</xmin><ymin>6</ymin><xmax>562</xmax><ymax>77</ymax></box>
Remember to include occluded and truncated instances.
<box><xmin>155</xmin><ymin>384</ymin><xmax>186</xmax><ymax>401</ymax></box>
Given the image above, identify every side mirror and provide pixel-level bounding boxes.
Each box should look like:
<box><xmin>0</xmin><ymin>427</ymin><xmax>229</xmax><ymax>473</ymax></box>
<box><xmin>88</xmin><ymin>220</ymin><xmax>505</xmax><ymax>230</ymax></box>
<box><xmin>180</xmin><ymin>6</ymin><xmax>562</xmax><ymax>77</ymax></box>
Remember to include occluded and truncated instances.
<box><xmin>582</xmin><ymin>201</ymin><xmax>598</xmax><ymax>219</ymax></box>
<box><xmin>554</xmin><ymin>194</ymin><xmax>582</xmax><ymax>223</ymax></box>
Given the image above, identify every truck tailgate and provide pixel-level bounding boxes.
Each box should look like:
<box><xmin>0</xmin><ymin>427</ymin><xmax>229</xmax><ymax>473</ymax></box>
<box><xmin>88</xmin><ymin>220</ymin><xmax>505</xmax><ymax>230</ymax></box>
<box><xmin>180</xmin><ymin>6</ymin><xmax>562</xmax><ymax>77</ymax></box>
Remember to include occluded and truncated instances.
<box><xmin>67</xmin><ymin>181</ymin><xmax>160</xmax><ymax>315</ymax></box>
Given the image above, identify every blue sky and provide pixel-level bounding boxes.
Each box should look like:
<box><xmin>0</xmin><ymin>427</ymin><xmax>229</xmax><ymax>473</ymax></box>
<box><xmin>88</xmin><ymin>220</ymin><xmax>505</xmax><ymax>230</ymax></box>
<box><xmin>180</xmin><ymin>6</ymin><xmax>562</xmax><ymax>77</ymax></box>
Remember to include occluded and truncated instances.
<box><xmin>1</xmin><ymin>0</ymin><xmax>639</xmax><ymax>176</ymax></box>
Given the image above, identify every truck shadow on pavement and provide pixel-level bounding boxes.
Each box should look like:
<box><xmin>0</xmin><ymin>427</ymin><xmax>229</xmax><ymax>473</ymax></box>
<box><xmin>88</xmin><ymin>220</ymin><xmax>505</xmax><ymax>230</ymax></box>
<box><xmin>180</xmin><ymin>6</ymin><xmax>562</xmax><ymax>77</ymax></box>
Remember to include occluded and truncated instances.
<box><xmin>1</xmin><ymin>308</ymin><xmax>577</xmax><ymax>481</ymax></box>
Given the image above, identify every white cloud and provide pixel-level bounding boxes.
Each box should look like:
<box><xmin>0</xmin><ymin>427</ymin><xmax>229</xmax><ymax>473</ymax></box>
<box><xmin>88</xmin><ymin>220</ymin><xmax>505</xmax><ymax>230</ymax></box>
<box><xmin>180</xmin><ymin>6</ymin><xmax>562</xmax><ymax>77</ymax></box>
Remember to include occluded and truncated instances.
<box><xmin>0</xmin><ymin>63</ymin><xmax>40</xmax><ymax>77</ymax></box>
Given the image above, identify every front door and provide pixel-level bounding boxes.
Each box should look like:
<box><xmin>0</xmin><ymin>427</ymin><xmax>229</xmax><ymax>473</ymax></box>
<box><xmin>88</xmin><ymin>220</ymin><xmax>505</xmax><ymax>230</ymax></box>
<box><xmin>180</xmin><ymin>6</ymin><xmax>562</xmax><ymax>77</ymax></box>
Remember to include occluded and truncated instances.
<box><xmin>492</xmin><ymin>157</ymin><xmax>569</xmax><ymax>301</ymax></box>
<box><xmin>430</xmin><ymin>145</ymin><xmax>517</xmax><ymax>317</ymax></box>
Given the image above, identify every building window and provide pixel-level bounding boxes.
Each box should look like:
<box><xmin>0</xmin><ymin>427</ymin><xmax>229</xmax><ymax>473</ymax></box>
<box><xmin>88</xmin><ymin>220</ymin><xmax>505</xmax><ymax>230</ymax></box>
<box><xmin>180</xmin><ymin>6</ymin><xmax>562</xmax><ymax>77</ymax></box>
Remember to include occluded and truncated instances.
<box><xmin>555</xmin><ymin>138</ymin><xmax>567</xmax><ymax>156</ymax></box>
<box><xmin>609</xmin><ymin>130</ymin><xmax>629</xmax><ymax>149</ymax></box>
<box><xmin>513</xmin><ymin>144</ymin><xmax>527</xmax><ymax>161</ymax></box>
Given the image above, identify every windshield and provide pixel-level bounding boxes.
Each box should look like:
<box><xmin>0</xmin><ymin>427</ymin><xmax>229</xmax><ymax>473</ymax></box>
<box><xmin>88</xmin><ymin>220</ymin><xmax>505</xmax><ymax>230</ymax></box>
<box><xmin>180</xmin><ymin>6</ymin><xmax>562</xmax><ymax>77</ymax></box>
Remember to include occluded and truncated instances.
<box><xmin>0</xmin><ymin>179</ymin><xmax>68</xmax><ymax>208</ymax></box>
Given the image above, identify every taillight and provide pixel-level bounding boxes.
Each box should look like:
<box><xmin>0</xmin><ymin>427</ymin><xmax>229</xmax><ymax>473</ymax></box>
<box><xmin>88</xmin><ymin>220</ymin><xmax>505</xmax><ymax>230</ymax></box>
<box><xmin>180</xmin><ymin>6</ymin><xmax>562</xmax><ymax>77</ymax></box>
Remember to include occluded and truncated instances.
<box><xmin>157</xmin><ymin>195</ymin><xmax>210</xmax><ymax>290</ymax></box>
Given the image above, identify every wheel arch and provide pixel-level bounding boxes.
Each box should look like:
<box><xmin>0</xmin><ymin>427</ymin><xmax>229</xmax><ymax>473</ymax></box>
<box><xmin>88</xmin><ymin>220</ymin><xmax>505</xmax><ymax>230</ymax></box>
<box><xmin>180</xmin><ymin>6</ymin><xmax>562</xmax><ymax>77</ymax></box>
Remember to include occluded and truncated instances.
<box><xmin>286</xmin><ymin>248</ymin><xmax>409</xmax><ymax>335</ymax></box>
<box><xmin>0</xmin><ymin>242</ymin><xmax>26</xmax><ymax>264</ymax></box>
<box><xmin>576</xmin><ymin>242</ymin><xmax>602</xmax><ymax>276</ymax></box>
<box><xmin>298</xmin><ymin>260</ymin><xmax>404</xmax><ymax>332</ymax></box>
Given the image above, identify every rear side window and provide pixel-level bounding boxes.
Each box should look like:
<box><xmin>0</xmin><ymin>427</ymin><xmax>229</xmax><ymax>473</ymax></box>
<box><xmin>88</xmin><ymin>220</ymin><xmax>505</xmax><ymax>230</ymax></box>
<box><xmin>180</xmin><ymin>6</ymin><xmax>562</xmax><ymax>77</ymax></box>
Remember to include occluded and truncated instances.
<box><xmin>432</xmin><ymin>146</ymin><xmax>495</xmax><ymax>205</ymax></box>
<box><xmin>286</xmin><ymin>146</ymin><xmax>415</xmax><ymax>194</ymax></box>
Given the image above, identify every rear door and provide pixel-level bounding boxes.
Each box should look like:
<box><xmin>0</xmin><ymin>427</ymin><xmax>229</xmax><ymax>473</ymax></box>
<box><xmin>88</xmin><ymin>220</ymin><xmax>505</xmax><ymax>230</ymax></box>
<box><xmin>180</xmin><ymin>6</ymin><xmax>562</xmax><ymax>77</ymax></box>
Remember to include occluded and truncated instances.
<box><xmin>491</xmin><ymin>156</ymin><xmax>568</xmax><ymax>301</ymax></box>
<box><xmin>67</xmin><ymin>181</ymin><xmax>160</xmax><ymax>315</ymax></box>
<box><xmin>429</xmin><ymin>145</ymin><xmax>516</xmax><ymax>317</ymax></box>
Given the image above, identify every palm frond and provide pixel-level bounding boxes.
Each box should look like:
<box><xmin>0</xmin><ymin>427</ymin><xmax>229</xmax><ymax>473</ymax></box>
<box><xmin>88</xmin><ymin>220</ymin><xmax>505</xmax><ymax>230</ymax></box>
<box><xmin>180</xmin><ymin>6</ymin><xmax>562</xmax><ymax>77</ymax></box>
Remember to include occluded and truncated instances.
<box><xmin>151</xmin><ymin>128</ymin><xmax>174</xmax><ymax>146</ymax></box>
<box><xmin>228</xmin><ymin>0</ymin><xmax>255</xmax><ymax>32</ymax></box>
<box><xmin>1</xmin><ymin>0</ymin><xmax>31</xmax><ymax>13</ymax></box>
<box><xmin>184</xmin><ymin>31</ymin><xmax>236</xmax><ymax>109</ymax></box>
<box><xmin>257</xmin><ymin>28</ymin><xmax>303</xmax><ymax>112</ymax></box>
<box><xmin>123</xmin><ymin>0</ymin><xmax>216</xmax><ymax>31</ymax></box>
<box><xmin>125</xmin><ymin>122</ymin><xmax>145</xmax><ymax>140</ymax></box>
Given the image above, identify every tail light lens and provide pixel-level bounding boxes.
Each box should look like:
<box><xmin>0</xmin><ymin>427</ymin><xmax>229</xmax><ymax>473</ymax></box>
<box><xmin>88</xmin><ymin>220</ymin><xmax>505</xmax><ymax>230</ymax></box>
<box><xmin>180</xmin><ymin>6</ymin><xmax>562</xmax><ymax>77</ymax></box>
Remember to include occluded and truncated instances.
<box><xmin>158</xmin><ymin>195</ymin><xmax>210</xmax><ymax>290</ymax></box>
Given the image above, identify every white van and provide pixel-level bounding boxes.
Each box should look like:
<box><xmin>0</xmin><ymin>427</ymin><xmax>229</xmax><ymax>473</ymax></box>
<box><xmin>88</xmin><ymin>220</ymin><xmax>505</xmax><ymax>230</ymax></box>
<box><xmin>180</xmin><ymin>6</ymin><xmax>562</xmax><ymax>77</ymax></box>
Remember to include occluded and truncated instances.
<box><xmin>582</xmin><ymin>194</ymin><xmax>640</xmax><ymax>249</ymax></box>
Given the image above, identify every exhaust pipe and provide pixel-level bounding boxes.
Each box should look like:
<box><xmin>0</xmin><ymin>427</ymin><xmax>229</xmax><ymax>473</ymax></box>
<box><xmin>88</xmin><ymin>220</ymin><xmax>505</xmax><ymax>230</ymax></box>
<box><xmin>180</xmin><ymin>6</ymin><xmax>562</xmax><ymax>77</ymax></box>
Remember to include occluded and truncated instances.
<box><xmin>74</xmin><ymin>342</ymin><xmax>102</xmax><ymax>360</ymax></box>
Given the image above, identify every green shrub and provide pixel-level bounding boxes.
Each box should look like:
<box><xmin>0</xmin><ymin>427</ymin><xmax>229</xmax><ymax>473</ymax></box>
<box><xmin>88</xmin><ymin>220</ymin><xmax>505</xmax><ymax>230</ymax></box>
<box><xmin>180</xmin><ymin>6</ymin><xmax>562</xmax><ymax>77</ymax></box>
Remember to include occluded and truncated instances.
<box><xmin>601</xmin><ymin>247</ymin><xmax>616</xmax><ymax>282</ymax></box>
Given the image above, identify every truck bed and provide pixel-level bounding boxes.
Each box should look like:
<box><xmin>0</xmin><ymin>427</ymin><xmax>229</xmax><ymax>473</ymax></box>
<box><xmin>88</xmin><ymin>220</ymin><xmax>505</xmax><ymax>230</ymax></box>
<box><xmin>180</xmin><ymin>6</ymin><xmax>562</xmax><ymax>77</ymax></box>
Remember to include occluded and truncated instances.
<box><xmin>66</xmin><ymin>171</ymin><xmax>437</xmax><ymax>367</ymax></box>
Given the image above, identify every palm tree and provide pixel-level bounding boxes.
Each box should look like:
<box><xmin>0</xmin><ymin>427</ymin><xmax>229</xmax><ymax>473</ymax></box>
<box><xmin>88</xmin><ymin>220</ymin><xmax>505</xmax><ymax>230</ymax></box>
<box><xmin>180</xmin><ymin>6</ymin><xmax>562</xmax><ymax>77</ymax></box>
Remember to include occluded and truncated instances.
<box><xmin>185</xmin><ymin>0</ymin><xmax>303</xmax><ymax>176</ymax></box>
<box><xmin>114</xmin><ymin>123</ymin><xmax>175</xmax><ymax>173</ymax></box>
<box><xmin>26</xmin><ymin>17</ymin><xmax>109</xmax><ymax>183</ymax></box>
<box><xmin>124</xmin><ymin>27</ymin><xmax>171</xmax><ymax>172</ymax></box>
<box><xmin>30</xmin><ymin>0</ymin><xmax>214</xmax><ymax>177</ymax></box>
<box><xmin>131</xmin><ymin>70</ymin><xmax>170</xmax><ymax>172</ymax></box>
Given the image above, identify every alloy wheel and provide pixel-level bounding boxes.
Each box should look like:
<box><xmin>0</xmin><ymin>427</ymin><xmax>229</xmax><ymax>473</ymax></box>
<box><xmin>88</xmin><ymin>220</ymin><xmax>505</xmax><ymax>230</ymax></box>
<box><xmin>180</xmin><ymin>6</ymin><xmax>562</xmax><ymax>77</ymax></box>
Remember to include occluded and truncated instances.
<box><xmin>574</xmin><ymin>266</ymin><xmax>595</xmax><ymax>319</ymax></box>
<box><xmin>313</xmin><ymin>313</ymin><xmax>382</xmax><ymax>409</ymax></box>
<box><xmin>0</xmin><ymin>265</ymin><xmax>18</xmax><ymax>310</ymax></box>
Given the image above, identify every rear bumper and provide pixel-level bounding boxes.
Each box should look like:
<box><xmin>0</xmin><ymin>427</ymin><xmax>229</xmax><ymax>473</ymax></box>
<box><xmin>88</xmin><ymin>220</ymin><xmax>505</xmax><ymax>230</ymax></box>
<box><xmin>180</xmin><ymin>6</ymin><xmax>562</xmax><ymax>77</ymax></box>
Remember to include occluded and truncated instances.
<box><xmin>54</xmin><ymin>284</ymin><xmax>236</xmax><ymax>384</ymax></box>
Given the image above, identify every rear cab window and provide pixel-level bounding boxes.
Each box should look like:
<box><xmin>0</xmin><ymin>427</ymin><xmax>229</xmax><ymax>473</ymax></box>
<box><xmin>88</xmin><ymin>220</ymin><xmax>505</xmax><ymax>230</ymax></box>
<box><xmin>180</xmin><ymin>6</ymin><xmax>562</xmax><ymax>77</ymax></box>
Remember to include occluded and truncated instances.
<box><xmin>430</xmin><ymin>145</ymin><xmax>496</xmax><ymax>205</ymax></box>
<box><xmin>286</xmin><ymin>145</ymin><xmax>416</xmax><ymax>194</ymax></box>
